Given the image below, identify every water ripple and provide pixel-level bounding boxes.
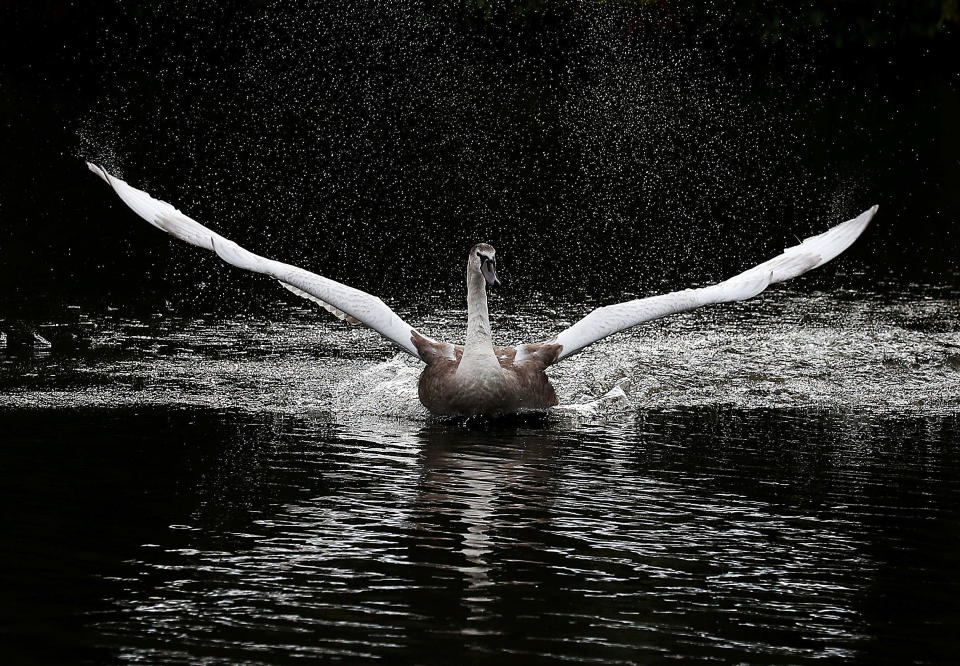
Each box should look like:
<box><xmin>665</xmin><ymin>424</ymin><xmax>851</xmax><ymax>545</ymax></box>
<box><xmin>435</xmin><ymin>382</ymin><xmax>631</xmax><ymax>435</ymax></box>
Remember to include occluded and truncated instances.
<box><xmin>2</xmin><ymin>285</ymin><xmax>958</xmax><ymax>663</ymax></box>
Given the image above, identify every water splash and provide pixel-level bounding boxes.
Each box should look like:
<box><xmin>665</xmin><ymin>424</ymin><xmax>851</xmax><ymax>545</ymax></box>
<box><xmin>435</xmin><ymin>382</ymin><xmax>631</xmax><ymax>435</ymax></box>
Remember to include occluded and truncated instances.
<box><xmin>2</xmin><ymin>284</ymin><xmax>957</xmax><ymax>419</ymax></box>
<box><xmin>75</xmin><ymin>1</ymin><xmax>864</xmax><ymax>306</ymax></box>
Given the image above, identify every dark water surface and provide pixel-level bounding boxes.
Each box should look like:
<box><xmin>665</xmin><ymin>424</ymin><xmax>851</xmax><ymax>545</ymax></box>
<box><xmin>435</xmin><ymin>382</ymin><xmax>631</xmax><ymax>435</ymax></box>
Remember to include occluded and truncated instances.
<box><xmin>2</xmin><ymin>285</ymin><xmax>959</xmax><ymax>664</ymax></box>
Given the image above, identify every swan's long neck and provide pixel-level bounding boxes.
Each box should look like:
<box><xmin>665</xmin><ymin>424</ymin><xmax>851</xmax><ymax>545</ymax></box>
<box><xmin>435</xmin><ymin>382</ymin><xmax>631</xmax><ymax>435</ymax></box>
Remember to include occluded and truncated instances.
<box><xmin>458</xmin><ymin>251</ymin><xmax>503</xmax><ymax>386</ymax></box>
<box><xmin>457</xmin><ymin>261</ymin><xmax>501</xmax><ymax>390</ymax></box>
<box><xmin>465</xmin><ymin>265</ymin><xmax>494</xmax><ymax>352</ymax></box>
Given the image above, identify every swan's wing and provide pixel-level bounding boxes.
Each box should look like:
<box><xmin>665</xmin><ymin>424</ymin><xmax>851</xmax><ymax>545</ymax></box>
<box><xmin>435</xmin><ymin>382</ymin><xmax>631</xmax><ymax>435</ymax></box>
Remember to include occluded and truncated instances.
<box><xmin>548</xmin><ymin>206</ymin><xmax>878</xmax><ymax>363</ymax></box>
<box><xmin>87</xmin><ymin>162</ymin><xmax>434</xmax><ymax>360</ymax></box>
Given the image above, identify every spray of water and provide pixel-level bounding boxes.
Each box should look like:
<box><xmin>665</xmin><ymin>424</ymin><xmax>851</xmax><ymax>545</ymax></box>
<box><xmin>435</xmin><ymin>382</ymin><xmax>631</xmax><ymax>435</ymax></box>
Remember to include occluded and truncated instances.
<box><xmin>77</xmin><ymin>1</ymin><xmax>861</xmax><ymax>313</ymax></box>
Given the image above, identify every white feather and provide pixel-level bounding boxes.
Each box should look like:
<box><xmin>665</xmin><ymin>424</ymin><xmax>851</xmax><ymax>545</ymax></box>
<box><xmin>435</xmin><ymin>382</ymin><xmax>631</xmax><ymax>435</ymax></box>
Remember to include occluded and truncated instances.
<box><xmin>88</xmin><ymin>163</ymin><xmax>430</xmax><ymax>359</ymax></box>
<box><xmin>551</xmin><ymin>206</ymin><xmax>877</xmax><ymax>361</ymax></box>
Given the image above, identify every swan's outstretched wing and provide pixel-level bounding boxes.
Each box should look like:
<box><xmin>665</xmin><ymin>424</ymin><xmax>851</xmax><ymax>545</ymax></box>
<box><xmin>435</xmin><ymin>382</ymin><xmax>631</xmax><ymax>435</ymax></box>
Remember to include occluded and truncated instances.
<box><xmin>548</xmin><ymin>206</ymin><xmax>877</xmax><ymax>363</ymax></box>
<box><xmin>87</xmin><ymin>162</ymin><xmax>433</xmax><ymax>359</ymax></box>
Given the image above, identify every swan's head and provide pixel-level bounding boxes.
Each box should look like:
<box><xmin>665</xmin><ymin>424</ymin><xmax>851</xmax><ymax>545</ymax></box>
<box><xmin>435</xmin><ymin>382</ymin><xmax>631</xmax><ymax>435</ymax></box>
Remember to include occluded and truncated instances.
<box><xmin>469</xmin><ymin>243</ymin><xmax>500</xmax><ymax>288</ymax></box>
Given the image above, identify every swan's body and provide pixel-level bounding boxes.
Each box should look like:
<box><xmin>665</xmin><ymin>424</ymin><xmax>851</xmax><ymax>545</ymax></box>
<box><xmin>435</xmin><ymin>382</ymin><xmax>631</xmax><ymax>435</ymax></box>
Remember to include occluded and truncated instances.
<box><xmin>86</xmin><ymin>163</ymin><xmax>877</xmax><ymax>416</ymax></box>
<box><xmin>409</xmin><ymin>243</ymin><xmax>562</xmax><ymax>414</ymax></box>
<box><xmin>416</xmin><ymin>342</ymin><xmax>560</xmax><ymax>414</ymax></box>
<box><xmin>413</xmin><ymin>337</ymin><xmax>562</xmax><ymax>415</ymax></box>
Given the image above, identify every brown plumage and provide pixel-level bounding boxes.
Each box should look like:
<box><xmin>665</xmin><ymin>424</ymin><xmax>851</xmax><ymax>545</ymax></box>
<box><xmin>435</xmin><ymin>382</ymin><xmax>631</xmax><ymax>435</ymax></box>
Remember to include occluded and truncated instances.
<box><xmin>404</xmin><ymin>243</ymin><xmax>564</xmax><ymax>416</ymax></box>
<box><xmin>413</xmin><ymin>333</ymin><xmax>561</xmax><ymax>416</ymax></box>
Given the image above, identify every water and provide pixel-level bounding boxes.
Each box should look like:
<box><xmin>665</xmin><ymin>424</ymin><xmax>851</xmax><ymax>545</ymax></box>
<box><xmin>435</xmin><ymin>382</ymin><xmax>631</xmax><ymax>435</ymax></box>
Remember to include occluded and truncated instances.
<box><xmin>3</xmin><ymin>281</ymin><xmax>958</xmax><ymax>415</ymax></box>
<box><xmin>2</xmin><ymin>284</ymin><xmax>958</xmax><ymax>663</ymax></box>
<box><xmin>3</xmin><ymin>1</ymin><xmax>957</xmax><ymax>661</ymax></box>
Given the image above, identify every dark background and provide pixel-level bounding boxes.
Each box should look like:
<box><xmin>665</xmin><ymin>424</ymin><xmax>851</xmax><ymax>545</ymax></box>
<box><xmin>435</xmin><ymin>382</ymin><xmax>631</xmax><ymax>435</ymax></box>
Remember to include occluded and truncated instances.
<box><xmin>1</xmin><ymin>0</ymin><xmax>958</xmax><ymax>317</ymax></box>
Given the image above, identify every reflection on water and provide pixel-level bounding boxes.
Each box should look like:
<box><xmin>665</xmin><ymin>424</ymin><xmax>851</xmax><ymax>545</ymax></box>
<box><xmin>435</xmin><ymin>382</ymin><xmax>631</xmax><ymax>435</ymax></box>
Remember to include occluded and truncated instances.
<box><xmin>2</xmin><ymin>408</ymin><xmax>958</xmax><ymax>664</ymax></box>
<box><xmin>1</xmin><ymin>285</ymin><xmax>958</xmax><ymax>663</ymax></box>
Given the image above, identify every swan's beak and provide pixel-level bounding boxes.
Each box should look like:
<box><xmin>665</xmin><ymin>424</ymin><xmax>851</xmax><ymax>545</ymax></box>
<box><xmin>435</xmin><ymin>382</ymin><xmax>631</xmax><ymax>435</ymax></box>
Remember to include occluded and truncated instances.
<box><xmin>482</xmin><ymin>259</ymin><xmax>500</xmax><ymax>288</ymax></box>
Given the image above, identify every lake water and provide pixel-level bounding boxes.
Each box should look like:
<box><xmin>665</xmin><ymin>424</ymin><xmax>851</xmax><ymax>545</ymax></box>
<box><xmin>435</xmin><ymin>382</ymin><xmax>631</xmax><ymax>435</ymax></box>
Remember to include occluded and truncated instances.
<box><xmin>2</xmin><ymin>283</ymin><xmax>959</xmax><ymax>663</ymax></box>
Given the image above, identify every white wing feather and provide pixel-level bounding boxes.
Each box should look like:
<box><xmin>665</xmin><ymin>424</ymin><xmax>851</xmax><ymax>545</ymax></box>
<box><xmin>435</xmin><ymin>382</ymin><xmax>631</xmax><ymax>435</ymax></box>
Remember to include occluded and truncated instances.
<box><xmin>552</xmin><ymin>206</ymin><xmax>877</xmax><ymax>362</ymax></box>
<box><xmin>87</xmin><ymin>162</ymin><xmax>429</xmax><ymax>359</ymax></box>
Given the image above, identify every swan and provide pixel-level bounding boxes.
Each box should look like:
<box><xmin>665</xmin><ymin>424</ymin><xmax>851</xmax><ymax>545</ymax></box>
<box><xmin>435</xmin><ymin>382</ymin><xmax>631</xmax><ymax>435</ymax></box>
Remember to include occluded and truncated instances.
<box><xmin>86</xmin><ymin>163</ymin><xmax>876</xmax><ymax>416</ymax></box>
